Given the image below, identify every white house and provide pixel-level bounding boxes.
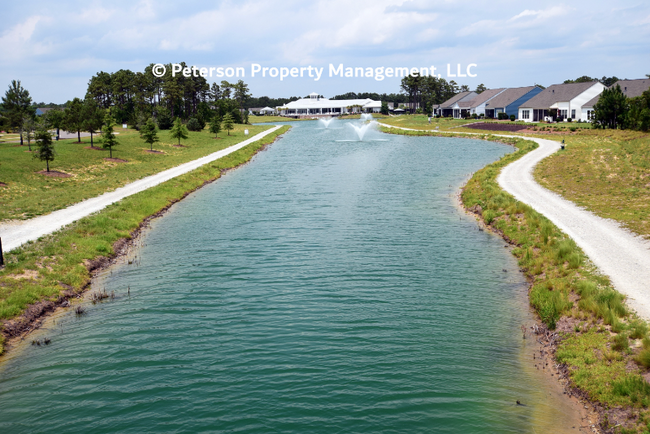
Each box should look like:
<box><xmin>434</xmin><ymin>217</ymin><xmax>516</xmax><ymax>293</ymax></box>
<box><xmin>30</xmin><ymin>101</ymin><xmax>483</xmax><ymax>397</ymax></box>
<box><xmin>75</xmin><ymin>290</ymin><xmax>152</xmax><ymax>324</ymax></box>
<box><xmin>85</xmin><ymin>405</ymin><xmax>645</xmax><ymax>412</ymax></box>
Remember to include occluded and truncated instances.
<box><xmin>448</xmin><ymin>88</ymin><xmax>506</xmax><ymax>118</ymax></box>
<box><xmin>277</xmin><ymin>92</ymin><xmax>381</xmax><ymax>117</ymax></box>
<box><xmin>582</xmin><ymin>78</ymin><xmax>650</xmax><ymax>121</ymax></box>
<box><xmin>517</xmin><ymin>81</ymin><xmax>605</xmax><ymax>122</ymax></box>
<box><xmin>259</xmin><ymin>106</ymin><xmax>276</xmax><ymax>115</ymax></box>
<box><xmin>436</xmin><ymin>91</ymin><xmax>477</xmax><ymax>117</ymax></box>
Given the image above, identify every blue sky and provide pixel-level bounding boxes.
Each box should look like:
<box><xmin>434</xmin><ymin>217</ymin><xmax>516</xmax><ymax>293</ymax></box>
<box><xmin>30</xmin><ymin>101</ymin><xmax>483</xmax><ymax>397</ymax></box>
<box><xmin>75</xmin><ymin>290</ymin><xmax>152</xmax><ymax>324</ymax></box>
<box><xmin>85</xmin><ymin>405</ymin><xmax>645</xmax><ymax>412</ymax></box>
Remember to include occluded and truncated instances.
<box><xmin>1</xmin><ymin>0</ymin><xmax>649</xmax><ymax>103</ymax></box>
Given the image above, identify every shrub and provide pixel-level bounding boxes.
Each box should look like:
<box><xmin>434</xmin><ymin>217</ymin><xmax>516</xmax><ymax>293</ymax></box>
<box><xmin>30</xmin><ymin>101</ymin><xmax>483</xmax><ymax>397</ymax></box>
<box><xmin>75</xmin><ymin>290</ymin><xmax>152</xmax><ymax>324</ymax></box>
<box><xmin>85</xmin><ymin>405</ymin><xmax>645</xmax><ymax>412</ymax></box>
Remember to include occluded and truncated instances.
<box><xmin>186</xmin><ymin>117</ymin><xmax>203</xmax><ymax>132</ymax></box>
<box><xmin>510</xmin><ymin>114</ymin><xmax>516</xmax><ymax>121</ymax></box>
<box><xmin>498</xmin><ymin>112</ymin><xmax>508</xmax><ymax>120</ymax></box>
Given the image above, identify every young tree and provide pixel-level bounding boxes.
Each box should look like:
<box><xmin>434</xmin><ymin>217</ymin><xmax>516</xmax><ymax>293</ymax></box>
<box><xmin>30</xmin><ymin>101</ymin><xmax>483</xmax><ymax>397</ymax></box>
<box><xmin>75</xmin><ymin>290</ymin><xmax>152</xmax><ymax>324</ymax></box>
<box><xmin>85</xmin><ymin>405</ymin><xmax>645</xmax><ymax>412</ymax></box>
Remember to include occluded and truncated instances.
<box><xmin>1</xmin><ymin>80</ymin><xmax>34</xmax><ymax>146</ymax></box>
<box><xmin>23</xmin><ymin>115</ymin><xmax>36</xmax><ymax>151</ymax></box>
<box><xmin>222</xmin><ymin>112</ymin><xmax>234</xmax><ymax>135</ymax></box>
<box><xmin>140</xmin><ymin>118</ymin><xmax>160</xmax><ymax>151</ymax></box>
<box><xmin>593</xmin><ymin>84</ymin><xmax>628</xmax><ymax>129</ymax></box>
<box><xmin>33</xmin><ymin>127</ymin><xmax>56</xmax><ymax>172</ymax></box>
<box><xmin>170</xmin><ymin>117</ymin><xmax>189</xmax><ymax>145</ymax></box>
<box><xmin>209</xmin><ymin>116</ymin><xmax>222</xmax><ymax>138</ymax></box>
<box><xmin>83</xmin><ymin>98</ymin><xmax>105</xmax><ymax>148</ymax></box>
<box><xmin>44</xmin><ymin>109</ymin><xmax>64</xmax><ymax>140</ymax></box>
<box><xmin>101</xmin><ymin>113</ymin><xmax>119</xmax><ymax>158</ymax></box>
<box><xmin>380</xmin><ymin>101</ymin><xmax>389</xmax><ymax>115</ymax></box>
<box><xmin>62</xmin><ymin>97</ymin><xmax>85</xmax><ymax>142</ymax></box>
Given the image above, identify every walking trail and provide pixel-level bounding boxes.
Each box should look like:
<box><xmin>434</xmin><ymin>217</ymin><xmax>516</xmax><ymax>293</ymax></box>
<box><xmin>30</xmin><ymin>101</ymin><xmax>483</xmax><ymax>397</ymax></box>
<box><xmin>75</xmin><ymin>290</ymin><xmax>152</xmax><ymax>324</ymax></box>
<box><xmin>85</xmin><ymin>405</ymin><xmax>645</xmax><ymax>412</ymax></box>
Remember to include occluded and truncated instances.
<box><xmin>0</xmin><ymin>126</ymin><xmax>282</xmax><ymax>254</ymax></box>
<box><xmin>378</xmin><ymin>122</ymin><xmax>650</xmax><ymax>320</ymax></box>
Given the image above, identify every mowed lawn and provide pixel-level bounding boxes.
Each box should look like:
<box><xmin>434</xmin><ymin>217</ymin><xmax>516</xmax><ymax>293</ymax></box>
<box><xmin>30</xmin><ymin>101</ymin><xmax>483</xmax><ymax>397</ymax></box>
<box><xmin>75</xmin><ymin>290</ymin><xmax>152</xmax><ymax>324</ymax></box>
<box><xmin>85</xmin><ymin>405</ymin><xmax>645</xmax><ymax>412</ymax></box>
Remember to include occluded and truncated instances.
<box><xmin>0</xmin><ymin>124</ymin><xmax>272</xmax><ymax>221</ymax></box>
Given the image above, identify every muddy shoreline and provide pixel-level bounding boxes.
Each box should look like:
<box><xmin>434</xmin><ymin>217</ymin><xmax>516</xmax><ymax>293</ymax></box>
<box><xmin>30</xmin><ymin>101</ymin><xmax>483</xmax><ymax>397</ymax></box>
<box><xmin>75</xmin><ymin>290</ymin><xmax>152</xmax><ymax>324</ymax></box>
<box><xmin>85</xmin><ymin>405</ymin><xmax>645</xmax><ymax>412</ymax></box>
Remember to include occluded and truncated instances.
<box><xmin>1</xmin><ymin>131</ymin><xmax>287</xmax><ymax>355</ymax></box>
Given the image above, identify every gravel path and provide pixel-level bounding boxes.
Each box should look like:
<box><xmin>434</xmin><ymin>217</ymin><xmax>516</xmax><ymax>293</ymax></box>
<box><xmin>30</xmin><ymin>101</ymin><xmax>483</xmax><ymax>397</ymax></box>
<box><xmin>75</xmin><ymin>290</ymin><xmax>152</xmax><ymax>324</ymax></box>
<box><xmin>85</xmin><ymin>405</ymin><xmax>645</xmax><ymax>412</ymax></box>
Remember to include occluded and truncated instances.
<box><xmin>0</xmin><ymin>126</ymin><xmax>282</xmax><ymax>254</ymax></box>
<box><xmin>377</xmin><ymin>122</ymin><xmax>650</xmax><ymax>320</ymax></box>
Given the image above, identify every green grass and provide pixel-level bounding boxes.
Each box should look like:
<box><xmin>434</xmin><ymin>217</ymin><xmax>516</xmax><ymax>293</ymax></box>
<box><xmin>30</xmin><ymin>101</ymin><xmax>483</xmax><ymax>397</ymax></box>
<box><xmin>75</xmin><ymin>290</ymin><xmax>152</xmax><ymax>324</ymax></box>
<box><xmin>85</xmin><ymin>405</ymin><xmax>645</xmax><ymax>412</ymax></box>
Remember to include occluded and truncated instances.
<box><xmin>0</xmin><ymin>124</ymin><xmax>273</xmax><ymax>220</ymax></box>
<box><xmin>382</xmin><ymin>122</ymin><xmax>650</xmax><ymax>432</ymax></box>
<box><xmin>534</xmin><ymin>129</ymin><xmax>650</xmax><ymax>239</ymax></box>
<box><xmin>0</xmin><ymin>125</ymin><xmax>290</xmax><ymax>355</ymax></box>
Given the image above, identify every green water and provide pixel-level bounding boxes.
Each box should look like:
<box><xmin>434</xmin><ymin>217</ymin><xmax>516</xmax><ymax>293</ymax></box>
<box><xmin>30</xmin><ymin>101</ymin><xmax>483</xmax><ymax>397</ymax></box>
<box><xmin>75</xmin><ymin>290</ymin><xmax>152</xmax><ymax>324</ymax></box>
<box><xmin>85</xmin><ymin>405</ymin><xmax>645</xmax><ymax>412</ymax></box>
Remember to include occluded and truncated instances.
<box><xmin>0</xmin><ymin>121</ymin><xmax>577</xmax><ymax>432</ymax></box>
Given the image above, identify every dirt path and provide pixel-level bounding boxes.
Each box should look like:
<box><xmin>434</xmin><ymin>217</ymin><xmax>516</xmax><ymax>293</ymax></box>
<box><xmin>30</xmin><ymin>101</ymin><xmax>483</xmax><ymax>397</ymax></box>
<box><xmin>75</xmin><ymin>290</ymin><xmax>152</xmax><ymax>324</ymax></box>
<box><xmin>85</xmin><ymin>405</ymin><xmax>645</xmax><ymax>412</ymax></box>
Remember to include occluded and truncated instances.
<box><xmin>0</xmin><ymin>126</ymin><xmax>282</xmax><ymax>253</ymax></box>
<box><xmin>378</xmin><ymin>122</ymin><xmax>650</xmax><ymax>320</ymax></box>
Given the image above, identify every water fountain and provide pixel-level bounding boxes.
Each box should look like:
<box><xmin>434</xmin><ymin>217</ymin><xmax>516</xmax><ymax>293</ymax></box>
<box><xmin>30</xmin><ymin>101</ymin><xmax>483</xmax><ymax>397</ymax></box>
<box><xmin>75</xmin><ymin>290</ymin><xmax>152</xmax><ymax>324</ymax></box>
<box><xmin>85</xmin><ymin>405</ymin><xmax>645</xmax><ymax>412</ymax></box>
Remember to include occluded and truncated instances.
<box><xmin>318</xmin><ymin>117</ymin><xmax>336</xmax><ymax>128</ymax></box>
<box><xmin>360</xmin><ymin>113</ymin><xmax>373</xmax><ymax>121</ymax></box>
<box><xmin>347</xmin><ymin>121</ymin><xmax>374</xmax><ymax>141</ymax></box>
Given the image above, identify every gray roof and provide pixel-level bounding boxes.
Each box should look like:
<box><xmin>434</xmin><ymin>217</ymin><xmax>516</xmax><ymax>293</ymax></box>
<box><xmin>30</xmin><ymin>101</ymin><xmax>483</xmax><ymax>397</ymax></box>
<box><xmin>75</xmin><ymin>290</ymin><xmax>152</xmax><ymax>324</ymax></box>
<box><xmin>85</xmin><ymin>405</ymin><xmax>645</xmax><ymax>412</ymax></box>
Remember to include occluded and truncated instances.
<box><xmin>486</xmin><ymin>86</ymin><xmax>539</xmax><ymax>108</ymax></box>
<box><xmin>520</xmin><ymin>82</ymin><xmax>599</xmax><ymax>109</ymax></box>
<box><xmin>583</xmin><ymin>79</ymin><xmax>650</xmax><ymax>108</ymax></box>
<box><xmin>439</xmin><ymin>91</ymin><xmax>476</xmax><ymax>109</ymax></box>
<box><xmin>459</xmin><ymin>88</ymin><xmax>505</xmax><ymax>108</ymax></box>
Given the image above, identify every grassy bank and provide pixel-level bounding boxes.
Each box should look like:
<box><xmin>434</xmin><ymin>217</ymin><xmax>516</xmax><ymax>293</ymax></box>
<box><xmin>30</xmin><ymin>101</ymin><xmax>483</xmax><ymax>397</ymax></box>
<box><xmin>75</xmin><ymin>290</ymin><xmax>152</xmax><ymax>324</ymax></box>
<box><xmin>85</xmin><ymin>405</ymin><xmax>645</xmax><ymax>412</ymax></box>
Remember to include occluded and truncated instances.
<box><xmin>534</xmin><ymin>129</ymin><xmax>650</xmax><ymax>239</ymax></box>
<box><xmin>383</xmin><ymin>125</ymin><xmax>650</xmax><ymax>433</ymax></box>
<box><xmin>0</xmin><ymin>125</ymin><xmax>290</xmax><ymax>355</ymax></box>
<box><xmin>0</xmin><ymin>124</ymin><xmax>271</xmax><ymax>221</ymax></box>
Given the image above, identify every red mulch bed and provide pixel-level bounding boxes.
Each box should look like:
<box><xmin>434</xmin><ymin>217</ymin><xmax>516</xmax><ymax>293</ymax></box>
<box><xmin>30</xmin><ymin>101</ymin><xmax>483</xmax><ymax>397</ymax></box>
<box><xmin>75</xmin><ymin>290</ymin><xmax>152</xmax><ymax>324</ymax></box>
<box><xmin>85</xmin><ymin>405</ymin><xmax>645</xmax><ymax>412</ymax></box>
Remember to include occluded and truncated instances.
<box><xmin>84</xmin><ymin>146</ymin><xmax>105</xmax><ymax>150</ymax></box>
<box><xmin>145</xmin><ymin>150</ymin><xmax>164</xmax><ymax>154</ymax></box>
<box><xmin>37</xmin><ymin>170</ymin><xmax>71</xmax><ymax>178</ymax></box>
<box><xmin>464</xmin><ymin>122</ymin><xmax>529</xmax><ymax>132</ymax></box>
<box><xmin>0</xmin><ymin>182</ymin><xmax>7</xmax><ymax>187</ymax></box>
<box><xmin>104</xmin><ymin>158</ymin><xmax>128</xmax><ymax>163</ymax></box>
<box><xmin>172</xmin><ymin>144</ymin><xmax>187</xmax><ymax>148</ymax></box>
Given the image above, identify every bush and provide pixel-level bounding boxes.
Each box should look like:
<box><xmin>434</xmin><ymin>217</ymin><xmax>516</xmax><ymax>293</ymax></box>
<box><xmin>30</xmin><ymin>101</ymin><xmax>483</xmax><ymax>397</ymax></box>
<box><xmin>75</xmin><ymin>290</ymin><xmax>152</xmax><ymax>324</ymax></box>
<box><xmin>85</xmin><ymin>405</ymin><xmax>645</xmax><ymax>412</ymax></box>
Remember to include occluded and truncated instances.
<box><xmin>497</xmin><ymin>112</ymin><xmax>508</xmax><ymax>120</ymax></box>
<box><xmin>510</xmin><ymin>114</ymin><xmax>516</xmax><ymax>121</ymax></box>
<box><xmin>186</xmin><ymin>117</ymin><xmax>203</xmax><ymax>132</ymax></box>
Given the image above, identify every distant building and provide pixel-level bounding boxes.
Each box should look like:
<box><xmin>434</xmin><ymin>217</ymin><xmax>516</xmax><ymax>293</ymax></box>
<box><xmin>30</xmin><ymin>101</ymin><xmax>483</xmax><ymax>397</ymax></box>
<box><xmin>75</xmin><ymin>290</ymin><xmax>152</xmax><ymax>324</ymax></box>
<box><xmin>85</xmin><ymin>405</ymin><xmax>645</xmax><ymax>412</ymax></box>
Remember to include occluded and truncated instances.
<box><xmin>277</xmin><ymin>92</ymin><xmax>381</xmax><ymax>117</ymax></box>
<box><xmin>484</xmin><ymin>86</ymin><xmax>543</xmax><ymax>119</ymax></box>
<box><xmin>582</xmin><ymin>78</ymin><xmax>650</xmax><ymax>121</ymax></box>
<box><xmin>517</xmin><ymin>81</ymin><xmax>605</xmax><ymax>122</ymax></box>
<box><xmin>435</xmin><ymin>91</ymin><xmax>477</xmax><ymax>118</ymax></box>
<box><xmin>35</xmin><ymin>108</ymin><xmax>54</xmax><ymax>116</ymax></box>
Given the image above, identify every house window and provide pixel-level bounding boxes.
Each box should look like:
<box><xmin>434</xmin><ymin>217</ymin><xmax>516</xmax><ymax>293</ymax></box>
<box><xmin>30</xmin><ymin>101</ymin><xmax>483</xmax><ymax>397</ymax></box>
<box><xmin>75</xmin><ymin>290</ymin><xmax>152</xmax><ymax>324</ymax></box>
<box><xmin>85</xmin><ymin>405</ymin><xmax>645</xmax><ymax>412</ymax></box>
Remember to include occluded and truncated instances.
<box><xmin>522</xmin><ymin>110</ymin><xmax>530</xmax><ymax>120</ymax></box>
<box><xmin>559</xmin><ymin>109</ymin><xmax>567</xmax><ymax>119</ymax></box>
<box><xmin>571</xmin><ymin>109</ymin><xmax>576</xmax><ymax>119</ymax></box>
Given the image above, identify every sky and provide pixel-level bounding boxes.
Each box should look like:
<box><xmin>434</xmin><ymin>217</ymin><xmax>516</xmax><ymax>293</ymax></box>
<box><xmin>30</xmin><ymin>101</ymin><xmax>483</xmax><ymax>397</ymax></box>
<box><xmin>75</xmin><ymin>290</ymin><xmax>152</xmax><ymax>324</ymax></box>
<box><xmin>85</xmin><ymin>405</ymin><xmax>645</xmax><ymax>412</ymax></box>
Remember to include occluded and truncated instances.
<box><xmin>1</xmin><ymin>0</ymin><xmax>649</xmax><ymax>104</ymax></box>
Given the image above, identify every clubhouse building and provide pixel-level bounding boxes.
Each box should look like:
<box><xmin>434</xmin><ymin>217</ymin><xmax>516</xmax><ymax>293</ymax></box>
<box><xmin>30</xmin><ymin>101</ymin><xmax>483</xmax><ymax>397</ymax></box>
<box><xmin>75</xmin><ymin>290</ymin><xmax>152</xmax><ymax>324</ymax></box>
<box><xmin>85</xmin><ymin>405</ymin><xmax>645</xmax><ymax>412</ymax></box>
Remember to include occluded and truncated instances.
<box><xmin>277</xmin><ymin>93</ymin><xmax>381</xmax><ymax>117</ymax></box>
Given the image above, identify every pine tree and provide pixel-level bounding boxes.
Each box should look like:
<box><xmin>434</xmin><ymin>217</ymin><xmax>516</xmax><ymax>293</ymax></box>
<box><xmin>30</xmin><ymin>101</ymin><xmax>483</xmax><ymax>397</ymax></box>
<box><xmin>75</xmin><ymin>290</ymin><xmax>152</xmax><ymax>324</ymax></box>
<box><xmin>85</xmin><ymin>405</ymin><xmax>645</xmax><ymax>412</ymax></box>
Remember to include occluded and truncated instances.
<box><xmin>82</xmin><ymin>99</ymin><xmax>105</xmax><ymax>148</ymax></box>
<box><xmin>209</xmin><ymin>116</ymin><xmax>222</xmax><ymax>138</ymax></box>
<box><xmin>101</xmin><ymin>113</ymin><xmax>119</xmax><ymax>158</ymax></box>
<box><xmin>34</xmin><ymin>127</ymin><xmax>55</xmax><ymax>172</ymax></box>
<box><xmin>222</xmin><ymin>112</ymin><xmax>234</xmax><ymax>135</ymax></box>
<box><xmin>170</xmin><ymin>117</ymin><xmax>189</xmax><ymax>145</ymax></box>
<box><xmin>593</xmin><ymin>85</ymin><xmax>629</xmax><ymax>129</ymax></box>
<box><xmin>1</xmin><ymin>80</ymin><xmax>34</xmax><ymax>146</ymax></box>
<box><xmin>140</xmin><ymin>118</ymin><xmax>160</xmax><ymax>151</ymax></box>
<box><xmin>62</xmin><ymin>97</ymin><xmax>85</xmax><ymax>142</ymax></box>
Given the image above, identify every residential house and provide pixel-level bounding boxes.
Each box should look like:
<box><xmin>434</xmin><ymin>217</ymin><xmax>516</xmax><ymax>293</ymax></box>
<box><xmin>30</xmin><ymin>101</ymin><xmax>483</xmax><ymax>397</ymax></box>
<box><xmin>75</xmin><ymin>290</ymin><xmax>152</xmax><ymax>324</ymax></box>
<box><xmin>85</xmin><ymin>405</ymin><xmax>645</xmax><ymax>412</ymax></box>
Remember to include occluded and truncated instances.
<box><xmin>484</xmin><ymin>86</ymin><xmax>543</xmax><ymax>119</ymax></box>
<box><xmin>449</xmin><ymin>88</ymin><xmax>506</xmax><ymax>118</ymax></box>
<box><xmin>435</xmin><ymin>91</ymin><xmax>477</xmax><ymax>117</ymax></box>
<box><xmin>518</xmin><ymin>81</ymin><xmax>605</xmax><ymax>122</ymax></box>
<box><xmin>582</xmin><ymin>78</ymin><xmax>650</xmax><ymax>121</ymax></box>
